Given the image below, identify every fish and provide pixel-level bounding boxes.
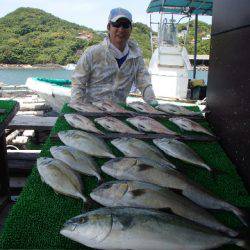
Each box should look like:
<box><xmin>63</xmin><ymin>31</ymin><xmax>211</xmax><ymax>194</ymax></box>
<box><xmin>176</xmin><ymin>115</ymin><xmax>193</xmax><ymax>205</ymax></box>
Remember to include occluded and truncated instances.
<box><xmin>128</xmin><ymin>101</ymin><xmax>164</xmax><ymax>114</ymax></box>
<box><xmin>94</xmin><ymin>116</ymin><xmax>141</xmax><ymax>134</ymax></box>
<box><xmin>153</xmin><ymin>138</ymin><xmax>211</xmax><ymax>171</ymax></box>
<box><xmin>69</xmin><ymin>101</ymin><xmax>103</xmax><ymax>113</ymax></box>
<box><xmin>156</xmin><ymin>103</ymin><xmax>202</xmax><ymax>116</ymax></box>
<box><xmin>37</xmin><ymin>157</ymin><xmax>86</xmax><ymax>201</ymax></box>
<box><xmin>64</xmin><ymin>113</ymin><xmax>104</xmax><ymax>134</ymax></box>
<box><xmin>90</xmin><ymin>180</ymin><xmax>238</xmax><ymax>236</ymax></box>
<box><xmin>58</xmin><ymin>130</ymin><xmax>115</xmax><ymax>158</ymax></box>
<box><xmin>50</xmin><ymin>145</ymin><xmax>101</xmax><ymax>181</ymax></box>
<box><xmin>60</xmin><ymin>207</ymin><xmax>245</xmax><ymax>250</ymax></box>
<box><xmin>111</xmin><ymin>137</ymin><xmax>176</xmax><ymax>168</ymax></box>
<box><xmin>169</xmin><ymin>117</ymin><xmax>214</xmax><ymax>136</ymax></box>
<box><xmin>101</xmin><ymin>157</ymin><xmax>248</xmax><ymax>227</ymax></box>
<box><xmin>92</xmin><ymin>100</ymin><xmax>130</xmax><ymax>113</ymax></box>
<box><xmin>127</xmin><ymin>116</ymin><xmax>176</xmax><ymax>135</ymax></box>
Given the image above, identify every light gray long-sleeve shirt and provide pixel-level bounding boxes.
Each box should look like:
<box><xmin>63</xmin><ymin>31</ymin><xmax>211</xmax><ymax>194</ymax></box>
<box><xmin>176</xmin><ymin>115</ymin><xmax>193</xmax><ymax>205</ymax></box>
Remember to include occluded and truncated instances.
<box><xmin>71</xmin><ymin>37</ymin><xmax>155</xmax><ymax>104</ymax></box>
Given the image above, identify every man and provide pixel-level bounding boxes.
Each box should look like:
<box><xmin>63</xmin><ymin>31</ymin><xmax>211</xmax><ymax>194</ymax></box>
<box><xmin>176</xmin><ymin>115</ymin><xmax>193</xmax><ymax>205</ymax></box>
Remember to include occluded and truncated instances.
<box><xmin>71</xmin><ymin>7</ymin><xmax>157</xmax><ymax>105</ymax></box>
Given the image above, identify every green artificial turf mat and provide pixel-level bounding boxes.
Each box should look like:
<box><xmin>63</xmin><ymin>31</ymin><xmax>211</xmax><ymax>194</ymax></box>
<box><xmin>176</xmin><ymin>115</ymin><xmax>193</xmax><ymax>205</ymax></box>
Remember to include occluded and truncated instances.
<box><xmin>0</xmin><ymin>103</ymin><xmax>249</xmax><ymax>249</ymax></box>
<box><xmin>0</xmin><ymin>100</ymin><xmax>17</xmax><ymax>124</ymax></box>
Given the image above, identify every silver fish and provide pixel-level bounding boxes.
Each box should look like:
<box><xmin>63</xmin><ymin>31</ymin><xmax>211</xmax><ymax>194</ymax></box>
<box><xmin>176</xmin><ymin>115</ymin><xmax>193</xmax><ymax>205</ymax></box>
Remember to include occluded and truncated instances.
<box><xmin>58</xmin><ymin>130</ymin><xmax>115</xmax><ymax>158</ymax></box>
<box><xmin>156</xmin><ymin>103</ymin><xmax>202</xmax><ymax>116</ymax></box>
<box><xmin>153</xmin><ymin>138</ymin><xmax>211</xmax><ymax>171</ymax></box>
<box><xmin>101</xmin><ymin>157</ymin><xmax>247</xmax><ymax>227</ymax></box>
<box><xmin>111</xmin><ymin>137</ymin><xmax>176</xmax><ymax>168</ymax></box>
<box><xmin>37</xmin><ymin>157</ymin><xmax>86</xmax><ymax>201</ymax></box>
<box><xmin>95</xmin><ymin>116</ymin><xmax>140</xmax><ymax>134</ymax></box>
<box><xmin>169</xmin><ymin>117</ymin><xmax>214</xmax><ymax>136</ymax></box>
<box><xmin>128</xmin><ymin>101</ymin><xmax>164</xmax><ymax>114</ymax></box>
<box><xmin>64</xmin><ymin>113</ymin><xmax>103</xmax><ymax>134</ymax></box>
<box><xmin>127</xmin><ymin>116</ymin><xmax>176</xmax><ymax>134</ymax></box>
<box><xmin>61</xmin><ymin>207</ymin><xmax>244</xmax><ymax>250</ymax></box>
<box><xmin>92</xmin><ymin>100</ymin><xmax>130</xmax><ymax>113</ymax></box>
<box><xmin>50</xmin><ymin>145</ymin><xmax>101</xmax><ymax>181</ymax></box>
<box><xmin>69</xmin><ymin>102</ymin><xmax>103</xmax><ymax>113</ymax></box>
<box><xmin>91</xmin><ymin>180</ymin><xmax>238</xmax><ymax>236</ymax></box>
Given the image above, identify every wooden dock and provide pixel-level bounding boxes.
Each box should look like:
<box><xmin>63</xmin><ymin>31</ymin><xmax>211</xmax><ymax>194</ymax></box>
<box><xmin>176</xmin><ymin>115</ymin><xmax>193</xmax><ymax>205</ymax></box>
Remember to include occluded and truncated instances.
<box><xmin>0</xmin><ymin>84</ymin><xmax>57</xmax><ymax>200</ymax></box>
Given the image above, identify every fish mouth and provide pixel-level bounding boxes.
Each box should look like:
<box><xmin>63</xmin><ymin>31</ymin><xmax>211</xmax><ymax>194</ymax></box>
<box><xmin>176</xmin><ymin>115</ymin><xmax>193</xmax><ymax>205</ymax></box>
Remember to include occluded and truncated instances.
<box><xmin>61</xmin><ymin>220</ymin><xmax>78</xmax><ymax>232</ymax></box>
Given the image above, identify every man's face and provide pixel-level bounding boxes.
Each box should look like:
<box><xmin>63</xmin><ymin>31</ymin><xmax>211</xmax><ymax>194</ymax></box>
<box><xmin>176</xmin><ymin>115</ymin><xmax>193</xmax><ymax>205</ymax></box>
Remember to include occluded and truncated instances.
<box><xmin>108</xmin><ymin>18</ymin><xmax>132</xmax><ymax>46</ymax></box>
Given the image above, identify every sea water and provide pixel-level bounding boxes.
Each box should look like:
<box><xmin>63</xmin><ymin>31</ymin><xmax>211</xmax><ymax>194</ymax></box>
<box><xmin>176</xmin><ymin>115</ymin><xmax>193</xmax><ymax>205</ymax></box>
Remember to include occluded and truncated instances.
<box><xmin>0</xmin><ymin>68</ymin><xmax>208</xmax><ymax>85</ymax></box>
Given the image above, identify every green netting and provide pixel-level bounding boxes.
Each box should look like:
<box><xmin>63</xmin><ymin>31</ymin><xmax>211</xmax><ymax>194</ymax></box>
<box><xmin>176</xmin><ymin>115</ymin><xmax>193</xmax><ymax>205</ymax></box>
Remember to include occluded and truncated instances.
<box><xmin>35</xmin><ymin>78</ymin><xmax>72</xmax><ymax>87</ymax></box>
<box><xmin>147</xmin><ymin>0</ymin><xmax>213</xmax><ymax>15</ymax></box>
<box><xmin>0</xmin><ymin>100</ymin><xmax>18</xmax><ymax>124</ymax></box>
<box><xmin>0</xmin><ymin>103</ymin><xmax>249</xmax><ymax>249</ymax></box>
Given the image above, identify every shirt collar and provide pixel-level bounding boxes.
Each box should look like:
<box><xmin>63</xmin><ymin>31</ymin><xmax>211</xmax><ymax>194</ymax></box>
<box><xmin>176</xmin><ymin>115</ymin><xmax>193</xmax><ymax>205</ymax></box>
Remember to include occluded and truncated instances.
<box><xmin>102</xmin><ymin>36</ymin><xmax>141</xmax><ymax>59</ymax></box>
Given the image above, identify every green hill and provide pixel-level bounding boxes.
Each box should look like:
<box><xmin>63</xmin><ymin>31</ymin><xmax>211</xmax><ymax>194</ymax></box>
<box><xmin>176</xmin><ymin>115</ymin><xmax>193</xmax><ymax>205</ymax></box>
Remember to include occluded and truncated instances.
<box><xmin>0</xmin><ymin>7</ymin><xmax>101</xmax><ymax>65</ymax></box>
<box><xmin>178</xmin><ymin>20</ymin><xmax>211</xmax><ymax>54</ymax></box>
<box><xmin>0</xmin><ymin>8</ymin><xmax>153</xmax><ymax>65</ymax></box>
<box><xmin>0</xmin><ymin>8</ymin><xmax>210</xmax><ymax>65</ymax></box>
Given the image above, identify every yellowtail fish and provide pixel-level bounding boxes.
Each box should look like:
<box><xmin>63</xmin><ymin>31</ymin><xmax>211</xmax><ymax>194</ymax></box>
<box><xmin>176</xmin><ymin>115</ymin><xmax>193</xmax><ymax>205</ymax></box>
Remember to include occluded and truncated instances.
<box><xmin>61</xmin><ymin>207</ymin><xmax>245</xmax><ymax>250</ymax></box>
<box><xmin>58</xmin><ymin>130</ymin><xmax>115</xmax><ymax>158</ymax></box>
<box><xmin>37</xmin><ymin>157</ymin><xmax>86</xmax><ymax>201</ymax></box>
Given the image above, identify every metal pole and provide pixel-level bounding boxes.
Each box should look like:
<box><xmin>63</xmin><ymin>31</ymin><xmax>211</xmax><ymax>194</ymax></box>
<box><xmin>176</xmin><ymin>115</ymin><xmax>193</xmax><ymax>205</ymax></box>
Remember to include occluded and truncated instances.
<box><xmin>193</xmin><ymin>14</ymin><xmax>198</xmax><ymax>79</ymax></box>
<box><xmin>150</xmin><ymin>14</ymin><xmax>153</xmax><ymax>54</ymax></box>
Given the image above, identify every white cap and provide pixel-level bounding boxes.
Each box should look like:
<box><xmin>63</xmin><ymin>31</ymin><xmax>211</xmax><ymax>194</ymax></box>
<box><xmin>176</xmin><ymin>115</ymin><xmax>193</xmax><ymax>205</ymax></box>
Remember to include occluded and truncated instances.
<box><xmin>108</xmin><ymin>7</ymin><xmax>132</xmax><ymax>23</ymax></box>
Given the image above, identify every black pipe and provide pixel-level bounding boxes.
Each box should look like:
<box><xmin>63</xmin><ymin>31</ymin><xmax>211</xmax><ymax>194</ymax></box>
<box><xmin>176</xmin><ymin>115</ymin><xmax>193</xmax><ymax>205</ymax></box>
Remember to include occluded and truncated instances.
<box><xmin>193</xmin><ymin>14</ymin><xmax>198</xmax><ymax>79</ymax></box>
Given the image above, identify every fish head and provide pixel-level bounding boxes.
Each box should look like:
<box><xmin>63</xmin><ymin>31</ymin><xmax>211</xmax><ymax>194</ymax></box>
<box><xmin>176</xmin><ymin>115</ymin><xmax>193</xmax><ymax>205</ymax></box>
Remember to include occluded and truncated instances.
<box><xmin>101</xmin><ymin>157</ymin><xmax>138</xmax><ymax>177</ymax></box>
<box><xmin>90</xmin><ymin>181</ymin><xmax>128</xmax><ymax>205</ymax></box>
<box><xmin>60</xmin><ymin>210</ymin><xmax>112</xmax><ymax>246</ymax></box>
<box><xmin>37</xmin><ymin>157</ymin><xmax>54</xmax><ymax>168</ymax></box>
<box><xmin>153</xmin><ymin>138</ymin><xmax>173</xmax><ymax>148</ymax></box>
<box><xmin>50</xmin><ymin>145</ymin><xmax>67</xmax><ymax>157</ymax></box>
<box><xmin>169</xmin><ymin>117</ymin><xmax>187</xmax><ymax>126</ymax></box>
<box><xmin>111</xmin><ymin>138</ymin><xmax>129</xmax><ymax>147</ymax></box>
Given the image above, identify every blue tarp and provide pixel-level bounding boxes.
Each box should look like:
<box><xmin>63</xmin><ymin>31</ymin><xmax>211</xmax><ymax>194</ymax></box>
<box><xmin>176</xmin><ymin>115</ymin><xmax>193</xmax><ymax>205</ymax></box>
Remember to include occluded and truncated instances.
<box><xmin>147</xmin><ymin>0</ymin><xmax>213</xmax><ymax>15</ymax></box>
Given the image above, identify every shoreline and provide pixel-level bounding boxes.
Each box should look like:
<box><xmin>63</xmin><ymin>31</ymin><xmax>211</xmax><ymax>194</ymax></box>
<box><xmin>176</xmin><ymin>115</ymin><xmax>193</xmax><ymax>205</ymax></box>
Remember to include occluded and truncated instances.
<box><xmin>0</xmin><ymin>64</ymin><xmax>64</xmax><ymax>69</ymax></box>
<box><xmin>0</xmin><ymin>63</ymin><xmax>209</xmax><ymax>71</ymax></box>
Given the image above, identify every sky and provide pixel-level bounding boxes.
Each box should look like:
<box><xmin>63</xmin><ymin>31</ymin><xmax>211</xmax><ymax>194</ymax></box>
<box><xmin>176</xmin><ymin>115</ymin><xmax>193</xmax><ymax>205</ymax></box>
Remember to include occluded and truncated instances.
<box><xmin>0</xmin><ymin>0</ymin><xmax>212</xmax><ymax>31</ymax></box>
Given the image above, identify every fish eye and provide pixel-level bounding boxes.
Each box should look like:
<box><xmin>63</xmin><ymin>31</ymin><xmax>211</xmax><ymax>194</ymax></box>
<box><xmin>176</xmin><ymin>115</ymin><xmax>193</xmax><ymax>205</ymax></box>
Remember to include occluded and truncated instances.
<box><xmin>103</xmin><ymin>183</ymin><xmax>113</xmax><ymax>189</ymax></box>
<box><xmin>79</xmin><ymin>216</ymin><xmax>89</xmax><ymax>224</ymax></box>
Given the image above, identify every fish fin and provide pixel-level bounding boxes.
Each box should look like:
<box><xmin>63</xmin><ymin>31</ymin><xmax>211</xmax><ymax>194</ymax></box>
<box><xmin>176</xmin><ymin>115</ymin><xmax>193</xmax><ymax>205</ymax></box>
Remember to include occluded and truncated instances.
<box><xmin>97</xmin><ymin>176</ymin><xmax>104</xmax><ymax>183</ymax></box>
<box><xmin>158</xmin><ymin>207</ymin><xmax>175</xmax><ymax>215</ymax></box>
<box><xmin>232</xmin><ymin>207</ymin><xmax>250</xmax><ymax>227</ymax></box>
<box><xmin>116</xmin><ymin>214</ymin><xmax>134</xmax><ymax>231</ymax></box>
<box><xmin>138</xmin><ymin>164</ymin><xmax>154</xmax><ymax>171</ymax></box>
<box><xmin>130</xmin><ymin>189</ymin><xmax>146</xmax><ymax>198</ymax></box>
<box><xmin>168</xmin><ymin>188</ymin><xmax>184</xmax><ymax>195</ymax></box>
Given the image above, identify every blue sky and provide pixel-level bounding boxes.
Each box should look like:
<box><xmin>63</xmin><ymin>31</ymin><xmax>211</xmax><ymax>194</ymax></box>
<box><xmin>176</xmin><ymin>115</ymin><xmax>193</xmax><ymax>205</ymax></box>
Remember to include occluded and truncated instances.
<box><xmin>0</xmin><ymin>0</ymin><xmax>212</xmax><ymax>31</ymax></box>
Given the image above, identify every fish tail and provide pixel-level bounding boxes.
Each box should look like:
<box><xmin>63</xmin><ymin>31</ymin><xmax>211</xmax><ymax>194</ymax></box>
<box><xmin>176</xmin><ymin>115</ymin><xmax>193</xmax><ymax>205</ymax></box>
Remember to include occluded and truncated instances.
<box><xmin>235</xmin><ymin>239</ymin><xmax>246</xmax><ymax>248</ymax></box>
<box><xmin>230</xmin><ymin>206</ymin><xmax>250</xmax><ymax>227</ymax></box>
<box><xmin>80</xmin><ymin>194</ymin><xmax>87</xmax><ymax>203</ymax></box>
<box><xmin>202</xmin><ymin>163</ymin><xmax>212</xmax><ymax>171</ymax></box>
<box><xmin>97</xmin><ymin>175</ymin><xmax>103</xmax><ymax>183</ymax></box>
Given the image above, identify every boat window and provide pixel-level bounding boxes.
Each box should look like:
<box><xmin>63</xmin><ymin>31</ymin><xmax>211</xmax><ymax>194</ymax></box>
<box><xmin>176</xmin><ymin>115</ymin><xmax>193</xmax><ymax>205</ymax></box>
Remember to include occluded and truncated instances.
<box><xmin>159</xmin><ymin>18</ymin><xmax>178</xmax><ymax>46</ymax></box>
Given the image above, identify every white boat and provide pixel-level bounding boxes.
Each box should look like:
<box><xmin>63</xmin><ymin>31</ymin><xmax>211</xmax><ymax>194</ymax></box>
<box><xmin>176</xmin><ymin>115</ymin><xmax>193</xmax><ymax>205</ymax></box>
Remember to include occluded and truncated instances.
<box><xmin>148</xmin><ymin>17</ymin><xmax>192</xmax><ymax>99</ymax></box>
<box><xmin>26</xmin><ymin>77</ymin><xmax>198</xmax><ymax>112</ymax></box>
<box><xmin>26</xmin><ymin>77</ymin><xmax>71</xmax><ymax>112</ymax></box>
<box><xmin>62</xmin><ymin>64</ymin><xmax>76</xmax><ymax>71</ymax></box>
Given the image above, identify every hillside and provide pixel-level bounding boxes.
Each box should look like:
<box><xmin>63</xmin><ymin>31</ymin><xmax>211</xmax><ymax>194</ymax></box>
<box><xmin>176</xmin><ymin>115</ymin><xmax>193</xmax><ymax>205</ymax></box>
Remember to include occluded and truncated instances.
<box><xmin>0</xmin><ymin>7</ymin><xmax>101</xmax><ymax>65</ymax></box>
<box><xmin>0</xmin><ymin>8</ymin><xmax>210</xmax><ymax>65</ymax></box>
<box><xmin>0</xmin><ymin>8</ymin><xmax>153</xmax><ymax>65</ymax></box>
<box><xmin>178</xmin><ymin>20</ymin><xmax>211</xmax><ymax>54</ymax></box>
